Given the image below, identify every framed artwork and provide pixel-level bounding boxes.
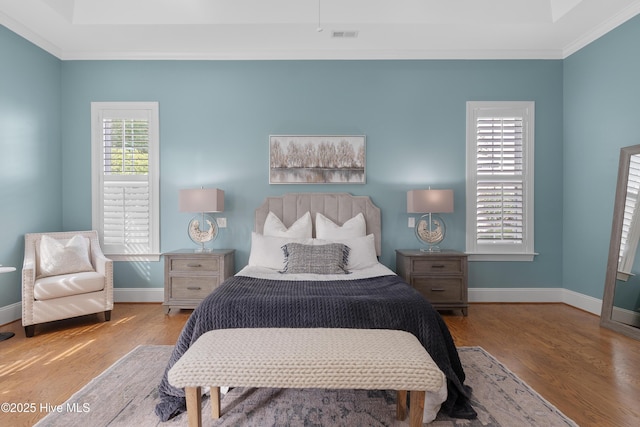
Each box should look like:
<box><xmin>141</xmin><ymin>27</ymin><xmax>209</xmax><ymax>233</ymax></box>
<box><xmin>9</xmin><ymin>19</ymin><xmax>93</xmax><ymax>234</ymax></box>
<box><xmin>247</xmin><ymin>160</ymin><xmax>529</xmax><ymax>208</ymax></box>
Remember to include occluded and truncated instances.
<box><xmin>269</xmin><ymin>135</ymin><xmax>366</xmax><ymax>184</ymax></box>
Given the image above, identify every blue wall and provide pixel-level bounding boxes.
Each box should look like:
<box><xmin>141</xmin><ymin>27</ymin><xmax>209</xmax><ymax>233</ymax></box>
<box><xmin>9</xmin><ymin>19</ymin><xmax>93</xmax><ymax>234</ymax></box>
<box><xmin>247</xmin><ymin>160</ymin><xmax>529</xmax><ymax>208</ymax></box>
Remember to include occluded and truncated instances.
<box><xmin>59</xmin><ymin>59</ymin><xmax>564</xmax><ymax>291</ymax></box>
<box><xmin>6</xmin><ymin>15</ymin><xmax>640</xmax><ymax>309</ymax></box>
<box><xmin>0</xmin><ymin>26</ymin><xmax>62</xmax><ymax>307</ymax></box>
<box><xmin>563</xmin><ymin>14</ymin><xmax>640</xmax><ymax>300</ymax></box>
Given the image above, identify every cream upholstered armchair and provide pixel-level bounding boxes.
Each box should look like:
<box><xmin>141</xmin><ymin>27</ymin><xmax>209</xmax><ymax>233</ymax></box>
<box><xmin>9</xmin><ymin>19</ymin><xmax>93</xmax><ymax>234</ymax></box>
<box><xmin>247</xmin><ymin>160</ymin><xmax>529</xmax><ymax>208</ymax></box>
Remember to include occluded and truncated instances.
<box><xmin>22</xmin><ymin>230</ymin><xmax>113</xmax><ymax>337</ymax></box>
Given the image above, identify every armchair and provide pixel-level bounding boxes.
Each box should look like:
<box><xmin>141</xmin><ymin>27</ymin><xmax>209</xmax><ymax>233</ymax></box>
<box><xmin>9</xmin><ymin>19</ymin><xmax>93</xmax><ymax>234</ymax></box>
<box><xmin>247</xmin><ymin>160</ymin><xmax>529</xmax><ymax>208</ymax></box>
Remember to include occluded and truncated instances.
<box><xmin>22</xmin><ymin>231</ymin><xmax>113</xmax><ymax>337</ymax></box>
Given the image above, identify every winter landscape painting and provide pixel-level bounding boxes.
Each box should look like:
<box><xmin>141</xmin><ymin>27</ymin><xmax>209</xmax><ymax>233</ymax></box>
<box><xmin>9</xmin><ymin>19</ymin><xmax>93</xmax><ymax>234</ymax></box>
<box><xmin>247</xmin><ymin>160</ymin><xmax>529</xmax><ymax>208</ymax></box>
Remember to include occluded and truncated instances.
<box><xmin>269</xmin><ymin>135</ymin><xmax>366</xmax><ymax>184</ymax></box>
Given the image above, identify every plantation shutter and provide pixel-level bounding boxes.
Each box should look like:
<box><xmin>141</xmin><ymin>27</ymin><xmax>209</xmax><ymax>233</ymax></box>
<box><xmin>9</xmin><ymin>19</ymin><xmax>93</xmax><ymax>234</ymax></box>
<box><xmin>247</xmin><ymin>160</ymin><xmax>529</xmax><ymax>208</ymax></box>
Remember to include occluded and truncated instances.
<box><xmin>92</xmin><ymin>103</ymin><xmax>159</xmax><ymax>260</ymax></box>
<box><xmin>466</xmin><ymin>101</ymin><xmax>534</xmax><ymax>260</ymax></box>
<box><xmin>476</xmin><ymin>117</ymin><xmax>524</xmax><ymax>244</ymax></box>
<box><xmin>102</xmin><ymin>117</ymin><xmax>150</xmax><ymax>254</ymax></box>
<box><xmin>618</xmin><ymin>154</ymin><xmax>640</xmax><ymax>278</ymax></box>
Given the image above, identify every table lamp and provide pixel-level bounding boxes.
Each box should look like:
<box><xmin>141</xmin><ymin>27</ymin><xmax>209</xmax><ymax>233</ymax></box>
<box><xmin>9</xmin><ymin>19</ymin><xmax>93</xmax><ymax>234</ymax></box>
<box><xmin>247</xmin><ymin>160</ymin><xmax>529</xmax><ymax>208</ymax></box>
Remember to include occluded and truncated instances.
<box><xmin>407</xmin><ymin>189</ymin><xmax>454</xmax><ymax>252</ymax></box>
<box><xmin>179</xmin><ymin>188</ymin><xmax>224</xmax><ymax>252</ymax></box>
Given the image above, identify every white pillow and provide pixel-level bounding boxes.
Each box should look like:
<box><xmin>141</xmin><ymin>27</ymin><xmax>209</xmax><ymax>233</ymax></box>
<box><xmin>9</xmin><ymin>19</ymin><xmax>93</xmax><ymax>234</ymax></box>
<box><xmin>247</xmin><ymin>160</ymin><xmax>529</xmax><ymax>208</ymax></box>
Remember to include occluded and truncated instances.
<box><xmin>248</xmin><ymin>232</ymin><xmax>314</xmax><ymax>270</ymax></box>
<box><xmin>315</xmin><ymin>212</ymin><xmax>366</xmax><ymax>240</ymax></box>
<box><xmin>38</xmin><ymin>234</ymin><xmax>94</xmax><ymax>278</ymax></box>
<box><xmin>314</xmin><ymin>234</ymin><xmax>378</xmax><ymax>270</ymax></box>
<box><xmin>263</xmin><ymin>211</ymin><xmax>312</xmax><ymax>238</ymax></box>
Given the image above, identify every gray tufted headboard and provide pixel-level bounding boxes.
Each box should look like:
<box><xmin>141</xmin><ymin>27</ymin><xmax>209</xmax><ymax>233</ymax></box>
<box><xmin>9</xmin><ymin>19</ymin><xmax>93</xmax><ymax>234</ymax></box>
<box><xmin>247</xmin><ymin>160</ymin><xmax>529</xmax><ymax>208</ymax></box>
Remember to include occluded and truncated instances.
<box><xmin>255</xmin><ymin>193</ymin><xmax>382</xmax><ymax>256</ymax></box>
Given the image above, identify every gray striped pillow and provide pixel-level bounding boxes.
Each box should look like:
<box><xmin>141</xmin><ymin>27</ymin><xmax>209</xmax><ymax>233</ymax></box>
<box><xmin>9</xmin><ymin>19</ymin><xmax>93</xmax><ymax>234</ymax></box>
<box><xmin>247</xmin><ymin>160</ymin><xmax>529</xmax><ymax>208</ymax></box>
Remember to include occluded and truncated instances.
<box><xmin>280</xmin><ymin>243</ymin><xmax>350</xmax><ymax>274</ymax></box>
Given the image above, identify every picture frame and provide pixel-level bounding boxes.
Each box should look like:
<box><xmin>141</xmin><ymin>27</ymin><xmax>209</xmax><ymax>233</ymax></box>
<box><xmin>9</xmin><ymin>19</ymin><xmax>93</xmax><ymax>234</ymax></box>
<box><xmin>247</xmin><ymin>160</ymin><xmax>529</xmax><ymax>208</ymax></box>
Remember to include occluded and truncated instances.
<box><xmin>269</xmin><ymin>135</ymin><xmax>366</xmax><ymax>184</ymax></box>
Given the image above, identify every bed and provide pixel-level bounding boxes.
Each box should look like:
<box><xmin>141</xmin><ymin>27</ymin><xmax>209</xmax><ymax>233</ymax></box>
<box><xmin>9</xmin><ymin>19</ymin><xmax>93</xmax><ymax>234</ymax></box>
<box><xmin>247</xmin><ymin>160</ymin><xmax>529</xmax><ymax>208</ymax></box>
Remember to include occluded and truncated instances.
<box><xmin>155</xmin><ymin>193</ymin><xmax>475</xmax><ymax>422</ymax></box>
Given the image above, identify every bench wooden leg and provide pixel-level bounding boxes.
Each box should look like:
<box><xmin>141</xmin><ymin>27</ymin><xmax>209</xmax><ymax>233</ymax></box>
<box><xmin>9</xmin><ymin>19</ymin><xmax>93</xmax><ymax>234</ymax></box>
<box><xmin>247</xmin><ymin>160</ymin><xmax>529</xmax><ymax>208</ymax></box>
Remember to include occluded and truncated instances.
<box><xmin>185</xmin><ymin>386</ymin><xmax>202</xmax><ymax>427</ymax></box>
<box><xmin>211</xmin><ymin>386</ymin><xmax>221</xmax><ymax>419</ymax></box>
<box><xmin>396</xmin><ymin>390</ymin><xmax>407</xmax><ymax>420</ymax></box>
<box><xmin>409</xmin><ymin>390</ymin><xmax>425</xmax><ymax>427</ymax></box>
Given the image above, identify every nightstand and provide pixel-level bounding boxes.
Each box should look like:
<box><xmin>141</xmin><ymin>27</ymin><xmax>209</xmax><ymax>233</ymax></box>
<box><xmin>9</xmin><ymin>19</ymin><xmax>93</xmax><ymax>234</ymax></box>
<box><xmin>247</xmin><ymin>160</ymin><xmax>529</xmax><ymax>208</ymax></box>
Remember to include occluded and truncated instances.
<box><xmin>163</xmin><ymin>249</ymin><xmax>235</xmax><ymax>314</ymax></box>
<box><xmin>395</xmin><ymin>249</ymin><xmax>468</xmax><ymax>316</ymax></box>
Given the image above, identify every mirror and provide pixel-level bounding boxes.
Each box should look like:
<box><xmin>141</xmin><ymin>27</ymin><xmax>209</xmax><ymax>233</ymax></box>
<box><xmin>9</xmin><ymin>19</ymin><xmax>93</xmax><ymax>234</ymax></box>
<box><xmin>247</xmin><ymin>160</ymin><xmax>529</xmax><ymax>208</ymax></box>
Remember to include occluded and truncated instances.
<box><xmin>601</xmin><ymin>144</ymin><xmax>640</xmax><ymax>340</ymax></box>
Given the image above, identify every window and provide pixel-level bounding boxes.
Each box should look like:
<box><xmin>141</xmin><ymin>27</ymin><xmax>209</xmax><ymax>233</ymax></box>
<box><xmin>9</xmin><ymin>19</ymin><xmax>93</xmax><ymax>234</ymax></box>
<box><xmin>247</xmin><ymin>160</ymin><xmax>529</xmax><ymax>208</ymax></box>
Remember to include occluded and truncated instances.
<box><xmin>466</xmin><ymin>101</ymin><xmax>535</xmax><ymax>261</ymax></box>
<box><xmin>91</xmin><ymin>102</ymin><xmax>160</xmax><ymax>261</ymax></box>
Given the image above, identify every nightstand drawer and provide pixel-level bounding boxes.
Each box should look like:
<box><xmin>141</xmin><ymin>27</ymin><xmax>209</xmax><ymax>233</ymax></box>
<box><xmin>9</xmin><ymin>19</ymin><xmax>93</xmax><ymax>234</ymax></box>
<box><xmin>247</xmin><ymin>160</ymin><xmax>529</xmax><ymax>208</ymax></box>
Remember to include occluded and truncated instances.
<box><xmin>412</xmin><ymin>277</ymin><xmax>463</xmax><ymax>303</ymax></box>
<box><xmin>170</xmin><ymin>258</ymin><xmax>220</xmax><ymax>273</ymax></box>
<box><xmin>412</xmin><ymin>258</ymin><xmax>463</xmax><ymax>274</ymax></box>
<box><xmin>396</xmin><ymin>249</ymin><xmax>468</xmax><ymax>316</ymax></box>
<box><xmin>171</xmin><ymin>277</ymin><xmax>218</xmax><ymax>299</ymax></box>
<box><xmin>163</xmin><ymin>249</ymin><xmax>235</xmax><ymax>313</ymax></box>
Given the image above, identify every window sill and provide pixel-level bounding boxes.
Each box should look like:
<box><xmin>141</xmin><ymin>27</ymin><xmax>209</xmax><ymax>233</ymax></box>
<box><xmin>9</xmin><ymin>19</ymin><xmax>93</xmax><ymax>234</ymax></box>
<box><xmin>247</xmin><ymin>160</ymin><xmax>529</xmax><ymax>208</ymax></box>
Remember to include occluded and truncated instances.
<box><xmin>106</xmin><ymin>254</ymin><xmax>161</xmax><ymax>262</ymax></box>
<box><xmin>467</xmin><ymin>252</ymin><xmax>537</xmax><ymax>262</ymax></box>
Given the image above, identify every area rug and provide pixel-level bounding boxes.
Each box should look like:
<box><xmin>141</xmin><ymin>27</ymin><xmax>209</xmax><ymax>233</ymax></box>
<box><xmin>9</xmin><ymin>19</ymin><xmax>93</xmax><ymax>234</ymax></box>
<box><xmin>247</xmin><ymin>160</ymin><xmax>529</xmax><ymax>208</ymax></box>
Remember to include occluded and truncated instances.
<box><xmin>35</xmin><ymin>345</ymin><xmax>578</xmax><ymax>427</ymax></box>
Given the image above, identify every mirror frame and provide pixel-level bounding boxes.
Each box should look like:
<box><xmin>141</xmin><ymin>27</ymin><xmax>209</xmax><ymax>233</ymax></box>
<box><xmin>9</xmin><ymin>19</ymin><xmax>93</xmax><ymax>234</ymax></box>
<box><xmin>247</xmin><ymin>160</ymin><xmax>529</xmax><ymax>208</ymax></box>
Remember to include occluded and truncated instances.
<box><xmin>601</xmin><ymin>144</ymin><xmax>640</xmax><ymax>340</ymax></box>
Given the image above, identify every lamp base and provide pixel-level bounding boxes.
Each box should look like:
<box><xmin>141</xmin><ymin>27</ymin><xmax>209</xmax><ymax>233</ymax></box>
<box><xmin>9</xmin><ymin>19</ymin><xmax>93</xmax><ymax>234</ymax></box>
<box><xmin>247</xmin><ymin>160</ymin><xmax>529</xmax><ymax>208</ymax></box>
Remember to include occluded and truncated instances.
<box><xmin>187</xmin><ymin>213</ymin><xmax>219</xmax><ymax>252</ymax></box>
<box><xmin>415</xmin><ymin>213</ymin><xmax>446</xmax><ymax>250</ymax></box>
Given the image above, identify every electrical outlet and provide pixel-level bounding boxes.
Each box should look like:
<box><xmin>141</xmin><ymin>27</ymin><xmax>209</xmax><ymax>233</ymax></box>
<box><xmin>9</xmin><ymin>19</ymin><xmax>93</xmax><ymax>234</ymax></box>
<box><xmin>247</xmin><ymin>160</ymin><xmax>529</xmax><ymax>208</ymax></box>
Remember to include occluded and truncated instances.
<box><xmin>408</xmin><ymin>217</ymin><xmax>415</xmax><ymax>228</ymax></box>
<box><xmin>217</xmin><ymin>218</ymin><xmax>227</xmax><ymax>228</ymax></box>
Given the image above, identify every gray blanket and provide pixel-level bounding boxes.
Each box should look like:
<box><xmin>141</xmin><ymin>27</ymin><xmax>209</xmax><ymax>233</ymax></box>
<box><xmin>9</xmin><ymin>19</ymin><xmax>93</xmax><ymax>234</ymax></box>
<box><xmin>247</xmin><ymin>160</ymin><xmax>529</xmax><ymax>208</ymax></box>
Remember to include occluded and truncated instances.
<box><xmin>155</xmin><ymin>274</ymin><xmax>473</xmax><ymax>421</ymax></box>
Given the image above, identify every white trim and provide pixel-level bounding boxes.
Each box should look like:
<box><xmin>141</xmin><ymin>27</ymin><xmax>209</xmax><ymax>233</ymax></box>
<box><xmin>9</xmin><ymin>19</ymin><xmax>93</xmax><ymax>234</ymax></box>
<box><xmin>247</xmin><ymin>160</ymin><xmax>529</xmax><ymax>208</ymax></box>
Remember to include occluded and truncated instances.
<box><xmin>113</xmin><ymin>288</ymin><xmax>164</xmax><ymax>303</ymax></box>
<box><xmin>562</xmin><ymin>2</ymin><xmax>640</xmax><ymax>58</ymax></box>
<box><xmin>467</xmin><ymin>253</ymin><xmax>537</xmax><ymax>262</ymax></box>
<box><xmin>0</xmin><ymin>289</ymin><xmax>165</xmax><ymax>324</ymax></box>
<box><xmin>2</xmin><ymin>287</ymin><xmax>605</xmax><ymax>326</ymax></box>
<box><xmin>0</xmin><ymin>301</ymin><xmax>22</xmax><ymax>326</ymax></box>
<box><xmin>57</xmin><ymin>48</ymin><xmax>567</xmax><ymax>61</ymax></box>
<box><xmin>0</xmin><ymin>11</ymin><xmax>63</xmax><ymax>58</ymax></box>
<box><xmin>468</xmin><ymin>287</ymin><xmax>602</xmax><ymax>315</ymax></box>
<box><xmin>109</xmin><ymin>254</ymin><xmax>161</xmax><ymax>262</ymax></box>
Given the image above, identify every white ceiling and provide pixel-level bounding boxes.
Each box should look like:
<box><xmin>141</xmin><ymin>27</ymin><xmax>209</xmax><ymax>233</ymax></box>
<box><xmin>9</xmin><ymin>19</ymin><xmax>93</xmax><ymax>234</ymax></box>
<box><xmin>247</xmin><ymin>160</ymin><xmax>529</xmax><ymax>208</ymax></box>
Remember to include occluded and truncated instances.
<box><xmin>1</xmin><ymin>0</ymin><xmax>640</xmax><ymax>60</ymax></box>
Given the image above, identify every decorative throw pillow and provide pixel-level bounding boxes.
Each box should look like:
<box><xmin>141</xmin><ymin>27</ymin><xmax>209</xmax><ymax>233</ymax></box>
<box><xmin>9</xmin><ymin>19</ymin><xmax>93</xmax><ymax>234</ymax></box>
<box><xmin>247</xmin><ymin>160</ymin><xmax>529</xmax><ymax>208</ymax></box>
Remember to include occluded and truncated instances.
<box><xmin>315</xmin><ymin>212</ymin><xmax>366</xmax><ymax>240</ymax></box>
<box><xmin>314</xmin><ymin>234</ymin><xmax>378</xmax><ymax>270</ymax></box>
<box><xmin>264</xmin><ymin>211</ymin><xmax>312</xmax><ymax>238</ymax></box>
<box><xmin>248</xmin><ymin>232</ymin><xmax>314</xmax><ymax>270</ymax></box>
<box><xmin>38</xmin><ymin>234</ymin><xmax>94</xmax><ymax>278</ymax></box>
<box><xmin>280</xmin><ymin>243</ymin><xmax>350</xmax><ymax>274</ymax></box>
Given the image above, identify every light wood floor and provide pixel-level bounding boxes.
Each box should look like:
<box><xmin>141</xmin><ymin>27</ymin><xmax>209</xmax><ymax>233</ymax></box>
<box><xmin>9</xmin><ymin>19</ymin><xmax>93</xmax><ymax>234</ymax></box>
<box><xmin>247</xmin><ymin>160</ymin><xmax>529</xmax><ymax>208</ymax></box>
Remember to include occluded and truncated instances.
<box><xmin>1</xmin><ymin>303</ymin><xmax>639</xmax><ymax>427</ymax></box>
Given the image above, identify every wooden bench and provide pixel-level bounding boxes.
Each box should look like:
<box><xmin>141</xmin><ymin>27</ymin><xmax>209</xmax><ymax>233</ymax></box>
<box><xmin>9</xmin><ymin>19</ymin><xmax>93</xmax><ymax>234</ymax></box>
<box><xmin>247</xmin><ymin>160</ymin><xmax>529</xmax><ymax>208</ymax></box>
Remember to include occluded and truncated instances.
<box><xmin>168</xmin><ymin>328</ymin><xmax>446</xmax><ymax>427</ymax></box>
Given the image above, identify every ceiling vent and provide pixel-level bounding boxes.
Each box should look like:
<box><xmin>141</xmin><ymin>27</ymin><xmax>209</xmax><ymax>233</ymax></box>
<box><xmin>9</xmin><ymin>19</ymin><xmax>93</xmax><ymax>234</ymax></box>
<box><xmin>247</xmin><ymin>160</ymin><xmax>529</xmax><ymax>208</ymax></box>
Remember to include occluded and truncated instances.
<box><xmin>332</xmin><ymin>31</ymin><xmax>358</xmax><ymax>39</ymax></box>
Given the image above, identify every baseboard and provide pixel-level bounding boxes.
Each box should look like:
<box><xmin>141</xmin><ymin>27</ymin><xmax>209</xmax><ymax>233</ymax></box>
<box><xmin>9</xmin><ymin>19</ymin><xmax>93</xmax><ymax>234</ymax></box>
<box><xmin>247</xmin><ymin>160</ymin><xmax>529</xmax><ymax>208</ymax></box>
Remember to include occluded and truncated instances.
<box><xmin>113</xmin><ymin>288</ymin><xmax>164</xmax><ymax>303</ymax></box>
<box><xmin>0</xmin><ymin>289</ymin><xmax>164</xmax><ymax>326</ymax></box>
<box><xmin>2</xmin><ymin>287</ymin><xmax>603</xmax><ymax>325</ymax></box>
<box><xmin>0</xmin><ymin>302</ymin><xmax>22</xmax><ymax>326</ymax></box>
<box><xmin>468</xmin><ymin>287</ymin><xmax>602</xmax><ymax>315</ymax></box>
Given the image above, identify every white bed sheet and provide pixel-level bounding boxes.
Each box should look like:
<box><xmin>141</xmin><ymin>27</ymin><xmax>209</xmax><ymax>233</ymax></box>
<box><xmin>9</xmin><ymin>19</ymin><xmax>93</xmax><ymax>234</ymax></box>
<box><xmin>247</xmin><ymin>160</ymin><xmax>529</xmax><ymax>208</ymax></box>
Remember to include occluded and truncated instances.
<box><xmin>234</xmin><ymin>261</ymin><xmax>448</xmax><ymax>423</ymax></box>
<box><xmin>236</xmin><ymin>262</ymin><xmax>396</xmax><ymax>281</ymax></box>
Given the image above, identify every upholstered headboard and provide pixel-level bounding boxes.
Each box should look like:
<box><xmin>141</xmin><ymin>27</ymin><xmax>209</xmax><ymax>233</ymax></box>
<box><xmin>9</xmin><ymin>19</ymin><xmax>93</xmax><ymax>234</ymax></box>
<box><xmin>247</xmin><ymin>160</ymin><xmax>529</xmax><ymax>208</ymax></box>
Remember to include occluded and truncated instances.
<box><xmin>255</xmin><ymin>193</ymin><xmax>382</xmax><ymax>256</ymax></box>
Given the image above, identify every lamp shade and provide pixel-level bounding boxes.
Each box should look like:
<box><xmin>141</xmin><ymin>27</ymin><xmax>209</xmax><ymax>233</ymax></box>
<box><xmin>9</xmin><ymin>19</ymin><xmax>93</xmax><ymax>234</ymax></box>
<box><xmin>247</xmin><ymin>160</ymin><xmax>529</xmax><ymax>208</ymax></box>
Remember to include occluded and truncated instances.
<box><xmin>179</xmin><ymin>188</ymin><xmax>224</xmax><ymax>213</ymax></box>
<box><xmin>407</xmin><ymin>189</ymin><xmax>453</xmax><ymax>214</ymax></box>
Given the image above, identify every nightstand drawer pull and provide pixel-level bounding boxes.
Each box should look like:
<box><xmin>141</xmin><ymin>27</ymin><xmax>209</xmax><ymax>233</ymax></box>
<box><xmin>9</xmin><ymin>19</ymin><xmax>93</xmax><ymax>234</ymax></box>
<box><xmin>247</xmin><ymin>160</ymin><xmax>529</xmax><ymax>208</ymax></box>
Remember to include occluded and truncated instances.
<box><xmin>431</xmin><ymin>265</ymin><xmax>445</xmax><ymax>269</ymax></box>
<box><xmin>187</xmin><ymin>286</ymin><xmax>202</xmax><ymax>291</ymax></box>
<box><xmin>431</xmin><ymin>288</ymin><xmax>446</xmax><ymax>292</ymax></box>
<box><xmin>187</xmin><ymin>263</ymin><xmax>202</xmax><ymax>268</ymax></box>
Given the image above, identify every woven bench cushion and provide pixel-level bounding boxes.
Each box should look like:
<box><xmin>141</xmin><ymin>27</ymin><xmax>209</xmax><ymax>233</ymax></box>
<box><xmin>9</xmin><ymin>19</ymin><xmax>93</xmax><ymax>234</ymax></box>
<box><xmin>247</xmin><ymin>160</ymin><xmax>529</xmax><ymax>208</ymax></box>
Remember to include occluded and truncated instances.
<box><xmin>168</xmin><ymin>328</ymin><xmax>445</xmax><ymax>391</ymax></box>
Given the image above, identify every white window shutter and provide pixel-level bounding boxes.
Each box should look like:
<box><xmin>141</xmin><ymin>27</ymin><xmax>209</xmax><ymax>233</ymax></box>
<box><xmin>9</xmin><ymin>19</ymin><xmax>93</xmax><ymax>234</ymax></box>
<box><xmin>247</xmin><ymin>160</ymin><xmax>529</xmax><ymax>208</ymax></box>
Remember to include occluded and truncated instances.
<box><xmin>466</xmin><ymin>102</ymin><xmax>535</xmax><ymax>261</ymax></box>
<box><xmin>91</xmin><ymin>102</ymin><xmax>160</xmax><ymax>261</ymax></box>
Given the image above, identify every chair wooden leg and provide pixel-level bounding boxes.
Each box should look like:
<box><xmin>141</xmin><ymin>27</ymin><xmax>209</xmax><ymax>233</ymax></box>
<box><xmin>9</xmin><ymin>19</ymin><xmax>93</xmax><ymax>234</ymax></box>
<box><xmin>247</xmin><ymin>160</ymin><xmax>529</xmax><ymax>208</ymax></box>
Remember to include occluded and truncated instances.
<box><xmin>24</xmin><ymin>325</ymin><xmax>35</xmax><ymax>338</ymax></box>
<box><xmin>104</xmin><ymin>310</ymin><xmax>111</xmax><ymax>321</ymax></box>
